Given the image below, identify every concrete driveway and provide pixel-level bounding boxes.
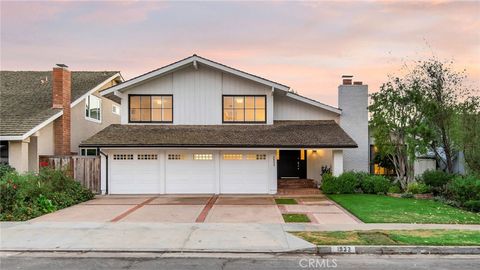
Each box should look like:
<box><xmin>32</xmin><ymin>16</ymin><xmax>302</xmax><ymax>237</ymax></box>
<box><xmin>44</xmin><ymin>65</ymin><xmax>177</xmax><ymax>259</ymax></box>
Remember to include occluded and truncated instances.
<box><xmin>31</xmin><ymin>194</ymin><xmax>359</xmax><ymax>224</ymax></box>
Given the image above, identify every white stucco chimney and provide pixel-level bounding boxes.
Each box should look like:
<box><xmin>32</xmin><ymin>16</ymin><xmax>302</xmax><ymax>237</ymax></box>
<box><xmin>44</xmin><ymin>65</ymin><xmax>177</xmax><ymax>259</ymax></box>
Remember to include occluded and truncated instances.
<box><xmin>338</xmin><ymin>75</ymin><xmax>369</xmax><ymax>172</ymax></box>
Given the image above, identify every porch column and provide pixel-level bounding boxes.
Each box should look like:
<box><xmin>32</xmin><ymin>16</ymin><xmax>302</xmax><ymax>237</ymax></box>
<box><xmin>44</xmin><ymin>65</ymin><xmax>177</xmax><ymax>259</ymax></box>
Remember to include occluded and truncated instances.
<box><xmin>8</xmin><ymin>139</ymin><xmax>30</xmax><ymax>173</ymax></box>
<box><xmin>332</xmin><ymin>150</ymin><xmax>343</xmax><ymax>176</ymax></box>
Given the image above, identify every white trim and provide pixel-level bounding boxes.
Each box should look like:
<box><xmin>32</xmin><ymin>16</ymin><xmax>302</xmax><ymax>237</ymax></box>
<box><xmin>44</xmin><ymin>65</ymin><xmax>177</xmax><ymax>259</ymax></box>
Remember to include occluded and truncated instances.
<box><xmin>71</xmin><ymin>72</ymin><xmax>122</xmax><ymax>108</ymax></box>
<box><xmin>285</xmin><ymin>92</ymin><xmax>342</xmax><ymax>115</ymax></box>
<box><xmin>85</xmin><ymin>95</ymin><xmax>102</xmax><ymax>123</ymax></box>
<box><xmin>0</xmin><ymin>111</ymin><xmax>63</xmax><ymax>141</ymax></box>
<box><xmin>100</xmin><ymin>55</ymin><xmax>290</xmax><ymax>96</ymax></box>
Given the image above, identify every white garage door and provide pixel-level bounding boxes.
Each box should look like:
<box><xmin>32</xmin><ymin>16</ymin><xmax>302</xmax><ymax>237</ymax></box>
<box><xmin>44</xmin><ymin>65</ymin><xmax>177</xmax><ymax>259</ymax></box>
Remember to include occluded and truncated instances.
<box><xmin>220</xmin><ymin>152</ymin><xmax>269</xmax><ymax>194</ymax></box>
<box><xmin>110</xmin><ymin>152</ymin><xmax>161</xmax><ymax>194</ymax></box>
<box><xmin>165</xmin><ymin>151</ymin><xmax>216</xmax><ymax>194</ymax></box>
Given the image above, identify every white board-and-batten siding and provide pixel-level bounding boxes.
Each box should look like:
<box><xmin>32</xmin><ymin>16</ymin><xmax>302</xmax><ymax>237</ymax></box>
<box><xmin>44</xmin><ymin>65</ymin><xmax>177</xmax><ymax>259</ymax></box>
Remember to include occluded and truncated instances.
<box><xmin>273</xmin><ymin>94</ymin><xmax>340</xmax><ymax>122</ymax></box>
<box><xmin>120</xmin><ymin>65</ymin><xmax>273</xmax><ymax>125</ymax></box>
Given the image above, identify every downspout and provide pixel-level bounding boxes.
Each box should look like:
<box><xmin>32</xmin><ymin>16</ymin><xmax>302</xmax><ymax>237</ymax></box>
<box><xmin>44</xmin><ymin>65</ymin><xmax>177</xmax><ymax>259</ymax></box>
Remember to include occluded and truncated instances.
<box><xmin>98</xmin><ymin>148</ymin><xmax>109</xmax><ymax>195</ymax></box>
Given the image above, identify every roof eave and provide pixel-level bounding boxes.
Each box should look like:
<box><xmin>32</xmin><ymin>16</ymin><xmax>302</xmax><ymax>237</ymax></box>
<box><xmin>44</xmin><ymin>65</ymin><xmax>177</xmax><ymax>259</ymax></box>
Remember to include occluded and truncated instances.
<box><xmin>100</xmin><ymin>55</ymin><xmax>290</xmax><ymax>97</ymax></box>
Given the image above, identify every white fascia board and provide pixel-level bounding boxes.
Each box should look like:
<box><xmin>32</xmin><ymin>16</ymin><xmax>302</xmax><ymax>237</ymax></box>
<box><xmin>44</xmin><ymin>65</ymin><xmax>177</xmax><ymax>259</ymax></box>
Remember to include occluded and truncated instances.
<box><xmin>100</xmin><ymin>56</ymin><xmax>290</xmax><ymax>96</ymax></box>
<box><xmin>71</xmin><ymin>73</ymin><xmax>123</xmax><ymax>107</ymax></box>
<box><xmin>285</xmin><ymin>92</ymin><xmax>342</xmax><ymax>115</ymax></box>
<box><xmin>194</xmin><ymin>56</ymin><xmax>290</xmax><ymax>91</ymax></box>
<box><xmin>100</xmin><ymin>57</ymin><xmax>196</xmax><ymax>96</ymax></box>
<box><xmin>0</xmin><ymin>111</ymin><xmax>64</xmax><ymax>141</ymax></box>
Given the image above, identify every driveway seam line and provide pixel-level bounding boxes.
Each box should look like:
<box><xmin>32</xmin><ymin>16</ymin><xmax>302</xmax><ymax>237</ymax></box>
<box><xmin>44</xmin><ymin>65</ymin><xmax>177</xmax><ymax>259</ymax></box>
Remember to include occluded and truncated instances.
<box><xmin>109</xmin><ymin>197</ymin><xmax>157</xmax><ymax>222</ymax></box>
<box><xmin>195</xmin><ymin>195</ymin><xmax>218</xmax><ymax>223</ymax></box>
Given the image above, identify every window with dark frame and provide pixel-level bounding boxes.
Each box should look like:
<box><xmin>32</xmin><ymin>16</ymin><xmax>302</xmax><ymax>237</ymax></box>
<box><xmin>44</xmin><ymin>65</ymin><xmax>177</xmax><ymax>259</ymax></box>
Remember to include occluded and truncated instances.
<box><xmin>223</xmin><ymin>95</ymin><xmax>266</xmax><ymax>123</ymax></box>
<box><xmin>129</xmin><ymin>95</ymin><xmax>173</xmax><ymax>123</ymax></box>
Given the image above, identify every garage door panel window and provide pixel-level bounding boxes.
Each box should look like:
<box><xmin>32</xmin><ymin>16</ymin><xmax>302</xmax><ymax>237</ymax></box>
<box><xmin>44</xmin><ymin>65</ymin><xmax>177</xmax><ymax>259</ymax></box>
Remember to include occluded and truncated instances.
<box><xmin>223</xmin><ymin>95</ymin><xmax>266</xmax><ymax>123</ymax></box>
<box><xmin>193</xmin><ymin>154</ymin><xmax>213</xmax><ymax>160</ymax></box>
<box><xmin>168</xmin><ymin>154</ymin><xmax>186</xmax><ymax>160</ymax></box>
<box><xmin>113</xmin><ymin>154</ymin><xmax>133</xmax><ymax>160</ymax></box>
<box><xmin>138</xmin><ymin>154</ymin><xmax>158</xmax><ymax>160</ymax></box>
<box><xmin>246</xmin><ymin>154</ymin><xmax>267</xmax><ymax>160</ymax></box>
<box><xmin>223</xmin><ymin>154</ymin><xmax>243</xmax><ymax>160</ymax></box>
<box><xmin>129</xmin><ymin>95</ymin><xmax>173</xmax><ymax>123</ymax></box>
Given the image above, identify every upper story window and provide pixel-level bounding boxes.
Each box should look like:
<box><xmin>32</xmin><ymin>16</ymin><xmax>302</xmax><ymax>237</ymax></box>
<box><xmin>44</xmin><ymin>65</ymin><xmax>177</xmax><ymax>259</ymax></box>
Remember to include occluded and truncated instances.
<box><xmin>85</xmin><ymin>95</ymin><xmax>102</xmax><ymax>122</ymax></box>
<box><xmin>112</xmin><ymin>104</ymin><xmax>120</xmax><ymax>115</ymax></box>
<box><xmin>223</xmin><ymin>95</ymin><xmax>266</xmax><ymax>123</ymax></box>
<box><xmin>129</xmin><ymin>95</ymin><xmax>173</xmax><ymax>123</ymax></box>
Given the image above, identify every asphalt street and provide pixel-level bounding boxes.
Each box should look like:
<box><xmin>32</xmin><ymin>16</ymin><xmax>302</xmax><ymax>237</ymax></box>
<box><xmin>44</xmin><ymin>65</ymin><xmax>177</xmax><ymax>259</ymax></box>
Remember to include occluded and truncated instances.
<box><xmin>1</xmin><ymin>252</ymin><xmax>479</xmax><ymax>270</ymax></box>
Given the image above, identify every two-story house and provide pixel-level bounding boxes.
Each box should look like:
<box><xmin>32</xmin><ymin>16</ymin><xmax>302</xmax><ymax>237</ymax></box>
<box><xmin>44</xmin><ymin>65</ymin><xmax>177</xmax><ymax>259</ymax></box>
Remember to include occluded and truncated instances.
<box><xmin>0</xmin><ymin>66</ymin><xmax>123</xmax><ymax>172</ymax></box>
<box><xmin>81</xmin><ymin>55</ymin><xmax>368</xmax><ymax>195</ymax></box>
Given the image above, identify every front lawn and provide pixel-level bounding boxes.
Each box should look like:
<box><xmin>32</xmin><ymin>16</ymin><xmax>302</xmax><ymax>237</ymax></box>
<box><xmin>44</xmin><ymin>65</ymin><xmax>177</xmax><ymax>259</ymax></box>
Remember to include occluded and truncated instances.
<box><xmin>328</xmin><ymin>194</ymin><xmax>480</xmax><ymax>224</ymax></box>
<box><xmin>293</xmin><ymin>230</ymin><xmax>480</xmax><ymax>246</ymax></box>
<box><xmin>283</xmin><ymin>213</ymin><xmax>310</xmax><ymax>223</ymax></box>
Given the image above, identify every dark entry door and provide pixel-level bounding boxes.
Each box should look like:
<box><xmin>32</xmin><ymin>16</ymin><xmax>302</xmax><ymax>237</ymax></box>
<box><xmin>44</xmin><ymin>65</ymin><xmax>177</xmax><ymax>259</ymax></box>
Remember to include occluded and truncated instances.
<box><xmin>277</xmin><ymin>150</ymin><xmax>307</xmax><ymax>179</ymax></box>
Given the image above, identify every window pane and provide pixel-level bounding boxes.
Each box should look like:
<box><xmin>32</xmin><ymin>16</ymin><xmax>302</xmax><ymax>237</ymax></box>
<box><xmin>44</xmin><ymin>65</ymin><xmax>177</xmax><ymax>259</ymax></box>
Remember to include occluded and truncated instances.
<box><xmin>255</xmin><ymin>108</ymin><xmax>265</xmax><ymax>122</ymax></box>
<box><xmin>245</xmin><ymin>109</ymin><xmax>255</xmax><ymax>121</ymax></box>
<box><xmin>152</xmin><ymin>109</ymin><xmax>162</xmax><ymax>121</ymax></box>
<box><xmin>141</xmin><ymin>96</ymin><xmax>151</xmax><ymax>108</ymax></box>
<box><xmin>255</xmin><ymin>96</ymin><xmax>265</xmax><ymax>109</ymax></box>
<box><xmin>234</xmin><ymin>109</ymin><xmax>244</xmax><ymax>121</ymax></box>
<box><xmin>223</xmin><ymin>109</ymin><xmax>233</xmax><ymax>121</ymax></box>
<box><xmin>163</xmin><ymin>108</ymin><xmax>172</xmax><ymax>122</ymax></box>
<box><xmin>234</xmin><ymin>97</ymin><xmax>244</xmax><ymax>109</ymax></box>
<box><xmin>90</xmin><ymin>108</ymin><xmax>100</xmax><ymax>120</ymax></box>
<box><xmin>86</xmin><ymin>149</ymin><xmax>97</xmax><ymax>156</ymax></box>
<box><xmin>130</xmin><ymin>96</ymin><xmax>140</xmax><ymax>108</ymax></box>
<box><xmin>245</xmin><ymin>96</ymin><xmax>255</xmax><ymax>108</ymax></box>
<box><xmin>140</xmin><ymin>109</ymin><xmax>151</xmax><ymax>121</ymax></box>
<box><xmin>162</xmin><ymin>96</ymin><xmax>172</xmax><ymax>109</ymax></box>
<box><xmin>224</xmin><ymin>97</ymin><xmax>233</xmax><ymax>109</ymax></box>
<box><xmin>152</xmin><ymin>96</ymin><xmax>162</xmax><ymax>109</ymax></box>
<box><xmin>130</xmin><ymin>108</ymin><xmax>140</xmax><ymax>121</ymax></box>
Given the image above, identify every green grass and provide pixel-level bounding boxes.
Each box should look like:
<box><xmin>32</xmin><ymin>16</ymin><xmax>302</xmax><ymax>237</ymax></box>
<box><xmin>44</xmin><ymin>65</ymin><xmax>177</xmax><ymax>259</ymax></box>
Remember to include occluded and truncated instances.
<box><xmin>328</xmin><ymin>194</ymin><xmax>480</xmax><ymax>224</ymax></box>
<box><xmin>293</xmin><ymin>230</ymin><xmax>480</xmax><ymax>246</ymax></box>
<box><xmin>283</xmin><ymin>213</ymin><xmax>310</xmax><ymax>223</ymax></box>
<box><xmin>275</xmin><ymin>198</ymin><xmax>298</xmax><ymax>204</ymax></box>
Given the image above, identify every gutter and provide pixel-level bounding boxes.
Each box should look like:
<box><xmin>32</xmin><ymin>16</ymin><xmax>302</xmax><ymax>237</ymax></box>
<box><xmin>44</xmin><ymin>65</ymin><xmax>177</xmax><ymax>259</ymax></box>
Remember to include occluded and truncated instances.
<box><xmin>98</xmin><ymin>148</ymin><xmax>109</xmax><ymax>195</ymax></box>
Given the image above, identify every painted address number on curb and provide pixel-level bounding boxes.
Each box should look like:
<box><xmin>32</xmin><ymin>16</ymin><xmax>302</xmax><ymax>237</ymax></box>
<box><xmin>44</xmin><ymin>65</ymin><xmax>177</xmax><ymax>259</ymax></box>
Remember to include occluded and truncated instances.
<box><xmin>331</xmin><ymin>246</ymin><xmax>356</xmax><ymax>253</ymax></box>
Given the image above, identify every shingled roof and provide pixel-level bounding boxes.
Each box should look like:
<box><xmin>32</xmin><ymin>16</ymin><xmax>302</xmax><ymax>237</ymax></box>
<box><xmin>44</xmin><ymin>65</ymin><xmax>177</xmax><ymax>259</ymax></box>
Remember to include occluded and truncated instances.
<box><xmin>80</xmin><ymin>120</ymin><xmax>357</xmax><ymax>148</ymax></box>
<box><xmin>0</xmin><ymin>71</ymin><xmax>118</xmax><ymax>137</ymax></box>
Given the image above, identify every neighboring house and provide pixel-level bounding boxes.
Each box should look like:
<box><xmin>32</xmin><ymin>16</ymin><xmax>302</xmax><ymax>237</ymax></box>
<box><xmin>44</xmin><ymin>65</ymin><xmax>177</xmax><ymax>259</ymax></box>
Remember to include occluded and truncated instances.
<box><xmin>0</xmin><ymin>66</ymin><xmax>123</xmax><ymax>172</ymax></box>
<box><xmin>81</xmin><ymin>55</ymin><xmax>369</xmax><ymax>195</ymax></box>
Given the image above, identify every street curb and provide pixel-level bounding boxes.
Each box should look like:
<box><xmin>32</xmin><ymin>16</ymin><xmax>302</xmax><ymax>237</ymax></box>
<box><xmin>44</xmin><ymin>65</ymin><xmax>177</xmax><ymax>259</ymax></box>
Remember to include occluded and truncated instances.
<box><xmin>316</xmin><ymin>245</ymin><xmax>480</xmax><ymax>255</ymax></box>
<box><xmin>2</xmin><ymin>246</ymin><xmax>479</xmax><ymax>255</ymax></box>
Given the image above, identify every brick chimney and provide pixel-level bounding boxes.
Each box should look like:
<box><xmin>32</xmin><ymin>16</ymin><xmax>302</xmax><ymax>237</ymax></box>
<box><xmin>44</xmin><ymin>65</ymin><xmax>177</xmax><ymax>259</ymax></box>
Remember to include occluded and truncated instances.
<box><xmin>52</xmin><ymin>64</ymin><xmax>71</xmax><ymax>155</ymax></box>
<box><xmin>342</xmin><ymin>75</ymin><xmax>353</xmax><ymax>85</ymax></box>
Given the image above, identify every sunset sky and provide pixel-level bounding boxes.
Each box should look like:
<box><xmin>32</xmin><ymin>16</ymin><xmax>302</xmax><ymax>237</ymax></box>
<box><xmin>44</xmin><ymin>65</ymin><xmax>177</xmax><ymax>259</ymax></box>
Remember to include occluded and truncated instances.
<box><xmin>1</xmin><ymin>1</ymin><xmax>479</xmax><ymax>107</ymax></box>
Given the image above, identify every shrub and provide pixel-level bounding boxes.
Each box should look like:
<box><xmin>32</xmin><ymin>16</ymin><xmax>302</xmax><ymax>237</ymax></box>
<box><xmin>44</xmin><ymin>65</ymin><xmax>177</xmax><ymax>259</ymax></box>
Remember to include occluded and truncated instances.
<box><xmin>421</xmin><ymin>170</ymin><xmax>454</xmax><ymax>195</ymax></box>
<box><xmin>388</xmin><ymin>185</ymin><xmax>402</xmax><ymax>194</ymax></box>
<box><xmin>447</xmin><ymin>175</ymin><xmax>480</xmax><ymax>206</ymax></box>
<box><xmin>406</xmin><ymin>182</ymin><xmax>430</xmax><ymax>194</ymax></box>
<box><xmin>0</xmin><ymin>164</ymin><xmax>15</xmax><ymax>179</ymax></box>
<box><xmin>321</xmin><ymin>172</ymin><xmax>359</xmax><ymax>194</ymax></box>
<box><xmin>0</xmin><ymin>168</ymin><xmax>94</xmax><ymax>221</ymax></box>
<box><xmin>464</xmin><ymin>200</ymin><xmax>480</xmax><ymax>212</ymax></box>
<box><xmin>361</xmin><ymin>175</ymin><xmax>391</xmax><ymax>194</ymax></box>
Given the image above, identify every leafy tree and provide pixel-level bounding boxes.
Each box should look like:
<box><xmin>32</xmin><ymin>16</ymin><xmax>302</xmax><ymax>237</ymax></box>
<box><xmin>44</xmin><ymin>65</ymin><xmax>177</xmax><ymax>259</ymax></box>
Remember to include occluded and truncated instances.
<box><xmin>451</xmin><ymin>96</ymin><xmax>480</xmax><ymax>174</ymax></box>
<box><xmin>413</xmin><ymin>59</ymin><xmax>476</xmax><ymax>173</ymax></box>
<box><xmin>369</xmin><ymin>77</ymin><xmax>430</xmax><ymax>190</ymax></box>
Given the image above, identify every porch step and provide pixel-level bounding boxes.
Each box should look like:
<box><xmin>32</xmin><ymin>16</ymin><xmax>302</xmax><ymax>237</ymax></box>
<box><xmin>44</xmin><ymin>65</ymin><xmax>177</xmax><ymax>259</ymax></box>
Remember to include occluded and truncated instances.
<box><xmin>278</xmin><ymin>179</ymin><xmax>316</xmax><ymax>189</ymax></box>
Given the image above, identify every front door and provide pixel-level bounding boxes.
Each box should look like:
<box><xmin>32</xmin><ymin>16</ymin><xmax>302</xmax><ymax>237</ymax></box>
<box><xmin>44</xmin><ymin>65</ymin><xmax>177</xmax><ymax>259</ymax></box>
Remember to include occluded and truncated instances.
<box><xmin>277</xmin><ymin>150</ymin><xmax>307</xmax><ymax>179</ymax></box>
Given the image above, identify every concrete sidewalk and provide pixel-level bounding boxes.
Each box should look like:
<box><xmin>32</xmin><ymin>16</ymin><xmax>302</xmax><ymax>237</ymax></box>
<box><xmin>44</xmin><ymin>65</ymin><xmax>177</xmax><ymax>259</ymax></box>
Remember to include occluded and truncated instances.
<box><xmin>0</xmin><ymin>222</ymin><xmax>315</xmax><ymax>253</ymax></box>
<box><xmin>1</xmin><ymin>222</ymin><xmax>479</xmax><ymax>253</ymax></box>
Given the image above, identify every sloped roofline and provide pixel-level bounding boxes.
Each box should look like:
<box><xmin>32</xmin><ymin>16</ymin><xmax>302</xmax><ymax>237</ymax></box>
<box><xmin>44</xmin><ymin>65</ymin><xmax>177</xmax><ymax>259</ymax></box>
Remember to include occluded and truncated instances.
<box><xmin>100</xmin><ymin>54</ymin><xmax>291</xmax><ymax>96</ymax></box>
<box><xmin>285</xmin><ymin>92</ymin><xmax>342</xmax><ymax>114</ymax></box>
<box><xmin>0</xmin><ymin>72</ymin><xmax>123</xmax><ymax>141</ymax></box>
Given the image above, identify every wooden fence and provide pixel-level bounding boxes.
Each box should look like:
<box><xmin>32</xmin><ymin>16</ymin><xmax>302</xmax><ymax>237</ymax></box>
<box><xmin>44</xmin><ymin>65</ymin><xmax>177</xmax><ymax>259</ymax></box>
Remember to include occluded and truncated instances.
<box><xmin>39</xmin><ymin>155</ymin><xmax>101</xmax><ymax>194</ymax></box>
